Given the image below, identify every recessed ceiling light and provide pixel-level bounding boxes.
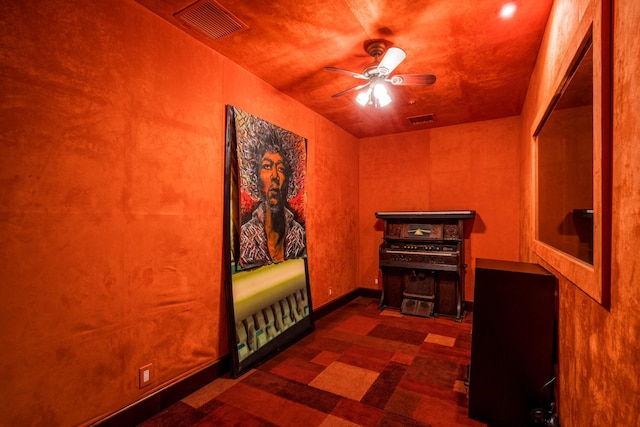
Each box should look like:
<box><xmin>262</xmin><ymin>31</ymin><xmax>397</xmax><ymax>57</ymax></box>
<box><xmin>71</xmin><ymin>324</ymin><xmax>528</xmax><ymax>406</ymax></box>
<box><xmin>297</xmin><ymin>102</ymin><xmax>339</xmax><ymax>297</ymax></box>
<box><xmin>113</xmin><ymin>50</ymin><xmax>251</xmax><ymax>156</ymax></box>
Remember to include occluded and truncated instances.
<box><xmin>499</xmin><ymin>2</ymin><xmax>518</xmax><ymax>19</ymax></box>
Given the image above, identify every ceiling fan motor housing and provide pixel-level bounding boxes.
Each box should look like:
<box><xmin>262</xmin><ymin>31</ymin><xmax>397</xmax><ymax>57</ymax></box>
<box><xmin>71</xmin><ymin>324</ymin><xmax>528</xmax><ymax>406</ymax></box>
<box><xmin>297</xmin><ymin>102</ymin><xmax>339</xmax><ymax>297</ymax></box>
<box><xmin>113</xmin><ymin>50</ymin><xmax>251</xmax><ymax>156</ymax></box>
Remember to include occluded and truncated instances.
<box><xmin>363</xmin><ymin>65</ymin><xmax>383</xmax><ymax>78</ymax></box>
<box><xmin>364</xmin><ymin>39</ymin><xmax>388</xmax><ymax>59</ymax></box>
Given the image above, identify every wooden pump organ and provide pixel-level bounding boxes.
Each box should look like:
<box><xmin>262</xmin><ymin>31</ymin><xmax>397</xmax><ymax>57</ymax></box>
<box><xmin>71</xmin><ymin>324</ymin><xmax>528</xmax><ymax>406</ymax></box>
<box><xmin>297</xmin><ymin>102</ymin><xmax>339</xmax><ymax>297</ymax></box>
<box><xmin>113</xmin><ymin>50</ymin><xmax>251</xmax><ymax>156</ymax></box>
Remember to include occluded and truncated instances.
<box><xmin>376</xmin><ymin>210</ymin><xmax>475</xmax><ymax>321</ymax></box>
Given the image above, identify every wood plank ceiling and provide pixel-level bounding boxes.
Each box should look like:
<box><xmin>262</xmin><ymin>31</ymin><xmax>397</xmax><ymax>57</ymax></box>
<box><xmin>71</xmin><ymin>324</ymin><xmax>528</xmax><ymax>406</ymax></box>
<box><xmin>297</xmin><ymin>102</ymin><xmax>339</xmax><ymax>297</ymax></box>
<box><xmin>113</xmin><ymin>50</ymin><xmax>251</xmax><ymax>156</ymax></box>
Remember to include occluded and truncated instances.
<box><xmin>135</xmin><ymin>0</ymin><xmax>553</xmax><ymax>138</ymax></box>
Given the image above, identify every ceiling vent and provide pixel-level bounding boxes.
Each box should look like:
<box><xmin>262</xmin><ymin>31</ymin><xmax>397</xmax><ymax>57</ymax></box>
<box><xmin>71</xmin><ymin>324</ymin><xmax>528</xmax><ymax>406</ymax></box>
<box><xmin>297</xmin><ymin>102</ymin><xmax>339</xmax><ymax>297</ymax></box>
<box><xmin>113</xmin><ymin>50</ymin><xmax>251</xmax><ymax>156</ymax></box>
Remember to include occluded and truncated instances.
<box><xmin>408</xmin><ymin>113</ymin><xmax>437</xmax><ymax>125</ymax></box>
<box><xmin>175</xmin><ymin>0</ymin><xmax>246</xmax><ymax>40</ymax></box>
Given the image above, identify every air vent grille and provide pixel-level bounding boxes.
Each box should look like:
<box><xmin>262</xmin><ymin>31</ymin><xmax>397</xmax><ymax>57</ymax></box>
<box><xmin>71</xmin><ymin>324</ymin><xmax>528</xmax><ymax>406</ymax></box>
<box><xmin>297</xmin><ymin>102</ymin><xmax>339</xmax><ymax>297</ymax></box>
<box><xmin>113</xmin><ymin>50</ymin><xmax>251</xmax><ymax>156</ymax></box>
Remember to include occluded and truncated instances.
<box><xmin>176</xmin><ymin>0</ymin><xmax>245</xmax><ymax>40</ymax></box>
<box><xmin>408</xmin><ymin>113</ymin><xmax>437</xmax><ymax>125</ymax></box>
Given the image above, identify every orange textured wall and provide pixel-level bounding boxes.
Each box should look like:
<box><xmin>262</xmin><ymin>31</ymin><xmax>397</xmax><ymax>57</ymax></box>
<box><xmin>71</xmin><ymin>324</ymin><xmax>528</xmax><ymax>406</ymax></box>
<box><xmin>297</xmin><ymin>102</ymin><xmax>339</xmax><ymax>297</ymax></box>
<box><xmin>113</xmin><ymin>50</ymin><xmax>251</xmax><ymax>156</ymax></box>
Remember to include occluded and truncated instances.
<box><xmin>0</xmin><ymin>1</ymin><xmax>358</xmax><ymax>425</ymax></box>
<box><xmin>358</xmin><ymin>117</ymin><xmax>520</xmax><ymax>300</ymax></box>
<box><xmin>520</xmin><ymin>0</ymin><xmax>640</xmax><ymax>424</ymax></box>
<box><xmin>358</xmin><ymin>131</ymin><xmax>432</xmax><ymax>290</ymax></box>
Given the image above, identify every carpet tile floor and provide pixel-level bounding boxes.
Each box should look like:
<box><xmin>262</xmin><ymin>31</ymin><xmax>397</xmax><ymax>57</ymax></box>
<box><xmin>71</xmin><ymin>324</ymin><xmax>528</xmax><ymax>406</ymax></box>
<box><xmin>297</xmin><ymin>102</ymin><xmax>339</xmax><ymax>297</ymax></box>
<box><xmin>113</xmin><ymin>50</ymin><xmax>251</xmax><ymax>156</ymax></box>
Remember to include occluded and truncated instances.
<box><xmin>138</xmin><ymin>297</ymin><xmax>487</xmax><ymax>427</ymax></box>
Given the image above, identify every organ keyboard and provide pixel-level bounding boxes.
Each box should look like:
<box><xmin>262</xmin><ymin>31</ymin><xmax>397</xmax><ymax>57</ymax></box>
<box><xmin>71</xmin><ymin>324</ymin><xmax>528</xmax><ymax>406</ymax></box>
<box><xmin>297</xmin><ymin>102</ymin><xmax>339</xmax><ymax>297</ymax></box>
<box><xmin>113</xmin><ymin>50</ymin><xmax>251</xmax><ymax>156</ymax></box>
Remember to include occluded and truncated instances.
<box><xmin>380</xmin><ymin>243</ymin><xmax>460</xmax><ymax>271</ymax></box>
<box><xmin>376</xmin><ymin>210</ymin><xmax>475</xmax><ymax>321</ymax></box>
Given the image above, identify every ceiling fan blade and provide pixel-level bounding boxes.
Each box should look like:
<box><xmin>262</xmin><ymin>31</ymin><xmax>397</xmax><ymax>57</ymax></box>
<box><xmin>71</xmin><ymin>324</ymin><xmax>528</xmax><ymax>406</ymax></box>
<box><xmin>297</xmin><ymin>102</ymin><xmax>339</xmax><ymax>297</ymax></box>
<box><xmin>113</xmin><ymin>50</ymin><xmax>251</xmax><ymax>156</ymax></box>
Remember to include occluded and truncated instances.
<box><xmin>377</xmin><ymin>47</ymin><xmax>406</xmax><ymax>75</ymax></box>
<box><xmin>388</xmin><ymin>73</ymin><xmax>437</xmax><ymax>86</ymax></box>
<box><xmin>324</xmin><ymin>66</ymin><xmax>368</xmax><ymax>80</ymax></box>
<box><xmin>331</xmin><ymin>82</ymin><xmax>371</xmax><ymax>98</ymax></box>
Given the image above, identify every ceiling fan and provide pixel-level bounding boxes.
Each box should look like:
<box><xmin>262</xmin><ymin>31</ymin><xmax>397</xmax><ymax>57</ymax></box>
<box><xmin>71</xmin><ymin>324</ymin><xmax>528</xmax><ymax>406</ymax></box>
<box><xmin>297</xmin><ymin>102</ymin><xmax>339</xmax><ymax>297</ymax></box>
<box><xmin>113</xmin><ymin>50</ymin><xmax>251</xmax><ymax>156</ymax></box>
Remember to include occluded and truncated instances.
<box><xmin>325</xmin><ymin>40</ymin><xmax>436</xmax><ymax>108</ymax></box>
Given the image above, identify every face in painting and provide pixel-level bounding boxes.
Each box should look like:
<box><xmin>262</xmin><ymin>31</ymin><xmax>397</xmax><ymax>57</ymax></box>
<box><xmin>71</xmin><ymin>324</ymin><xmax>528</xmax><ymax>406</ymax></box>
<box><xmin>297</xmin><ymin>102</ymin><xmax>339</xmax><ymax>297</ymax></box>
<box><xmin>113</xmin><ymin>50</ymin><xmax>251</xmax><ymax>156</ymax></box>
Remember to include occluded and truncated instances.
<box><xmin>260</xmin><ymin>152</ymin><xmax>286</xmax><ymax>210</ymax></box>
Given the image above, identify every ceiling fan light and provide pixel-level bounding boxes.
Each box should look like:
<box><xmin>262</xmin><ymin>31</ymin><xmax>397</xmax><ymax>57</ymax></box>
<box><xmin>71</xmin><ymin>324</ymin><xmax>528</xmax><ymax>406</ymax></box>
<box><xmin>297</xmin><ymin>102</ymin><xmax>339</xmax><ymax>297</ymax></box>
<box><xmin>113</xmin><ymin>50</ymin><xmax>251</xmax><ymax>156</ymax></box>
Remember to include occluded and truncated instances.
<box><xmin>377</xmin><ymin>93</ymin><xmax>392</xmax><ymax>108</ymax></box>
<box><xmin>372</xmin><ymin>83</ymin><xmax>392</xmax><ymax>107</ymax></box>
<box><xmin>373</xmin><ymin>82</ymin><xmax>389</xmax><ymax>98</ymax></box>
<box><xmin>355</xmin><ymin>91</ymin><xmax>370</xmax><ymax>106</ymax></box>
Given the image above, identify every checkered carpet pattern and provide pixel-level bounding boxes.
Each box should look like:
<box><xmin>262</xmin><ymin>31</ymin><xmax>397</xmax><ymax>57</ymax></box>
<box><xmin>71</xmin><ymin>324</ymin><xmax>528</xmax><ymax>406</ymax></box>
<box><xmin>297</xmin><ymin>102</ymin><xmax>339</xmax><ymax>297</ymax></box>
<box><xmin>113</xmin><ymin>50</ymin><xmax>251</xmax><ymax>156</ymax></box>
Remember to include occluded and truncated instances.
<box><xmin>138</xmin><ymin>297</ymin><xmax>486</xmax><ymax>427</ymax></box>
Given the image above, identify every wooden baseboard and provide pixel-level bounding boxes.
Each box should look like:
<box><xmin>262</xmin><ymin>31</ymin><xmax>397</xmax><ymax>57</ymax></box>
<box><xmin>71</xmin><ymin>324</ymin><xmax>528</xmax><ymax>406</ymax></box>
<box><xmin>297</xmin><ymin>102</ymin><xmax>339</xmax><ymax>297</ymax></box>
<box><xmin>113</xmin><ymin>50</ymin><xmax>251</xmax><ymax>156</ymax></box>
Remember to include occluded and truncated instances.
<box><xmin>94</xmin><ymin>287</ymin><xmax>466</xmax><ymax>426</ymax></box>
<box><xmin>358</xmin><ymin>287</ymin><xmax>383</xmax><ymax>300</ymax></box>
<box><xmin>312</xmin><ymin>288</ymin><xmax>379</xmax><ymax>320</ymax></box>
<box><xmin>465</xmin><ymin>300</ymin><xmax>474</xmax><ymax>312</ymax></box>
<box><xmin>92</xmin><ymin>358</ymin><xmax>230</xmax><ymax>427</ymax></box>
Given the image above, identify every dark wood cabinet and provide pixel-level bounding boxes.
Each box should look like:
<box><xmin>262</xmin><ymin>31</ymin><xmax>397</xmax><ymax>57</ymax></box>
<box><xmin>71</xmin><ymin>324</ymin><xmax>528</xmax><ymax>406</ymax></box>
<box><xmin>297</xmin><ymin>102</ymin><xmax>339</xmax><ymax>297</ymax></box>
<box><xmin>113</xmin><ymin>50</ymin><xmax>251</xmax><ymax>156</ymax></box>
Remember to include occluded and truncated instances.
<box><xmin>469</xmin><ymin>258</ymin><xmax>557</xmax><ymax>427</ymax></box>
<box><xmin>376</xmin><ymin>210</ymin><xmax>475</xmax><ymax>321</ymax></box>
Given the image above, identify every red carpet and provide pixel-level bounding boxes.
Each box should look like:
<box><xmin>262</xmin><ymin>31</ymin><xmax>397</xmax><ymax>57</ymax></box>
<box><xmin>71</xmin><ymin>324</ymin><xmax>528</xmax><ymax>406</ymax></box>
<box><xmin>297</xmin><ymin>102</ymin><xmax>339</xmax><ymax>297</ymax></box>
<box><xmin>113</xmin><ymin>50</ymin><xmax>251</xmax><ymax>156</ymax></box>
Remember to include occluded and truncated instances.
<box><xmin>138</xmin><ymin>297</ymin><xmax>486</xmax><ymax>427</ymax></box>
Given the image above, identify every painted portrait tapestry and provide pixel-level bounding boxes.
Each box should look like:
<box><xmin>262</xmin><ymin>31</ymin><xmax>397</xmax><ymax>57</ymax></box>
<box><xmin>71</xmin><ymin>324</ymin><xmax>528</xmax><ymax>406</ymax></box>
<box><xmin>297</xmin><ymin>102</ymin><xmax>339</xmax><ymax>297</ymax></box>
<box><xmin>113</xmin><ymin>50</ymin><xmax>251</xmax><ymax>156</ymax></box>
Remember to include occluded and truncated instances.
<box><xmin>234</xmin><ymin>107</ymin><xmax>307</xmax><ymax>269</ymax></box>
<box><xmin>224</xmin><ymin>106</ymin><xmax>313</xmax><ymax>377</ymax></box>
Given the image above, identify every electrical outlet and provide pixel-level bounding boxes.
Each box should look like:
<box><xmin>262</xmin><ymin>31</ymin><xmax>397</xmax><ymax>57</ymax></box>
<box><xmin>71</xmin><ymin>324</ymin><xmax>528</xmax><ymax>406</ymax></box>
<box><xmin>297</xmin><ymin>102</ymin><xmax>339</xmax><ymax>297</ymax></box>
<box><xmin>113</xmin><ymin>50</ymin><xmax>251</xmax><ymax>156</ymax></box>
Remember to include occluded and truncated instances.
<box><xmin>139</xmin><ymin>363</ymin><xmax>153</xmax><ymax>388</ymax></box>
<box><xmin>329</xmin><ymin>287</ymin><xmax>333</xmax><ymax>296</ymax></box>
<box><xmin>375</xmin><ymin>278</ymin><xmax>379</xmax><ymax>285</ymax></box>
